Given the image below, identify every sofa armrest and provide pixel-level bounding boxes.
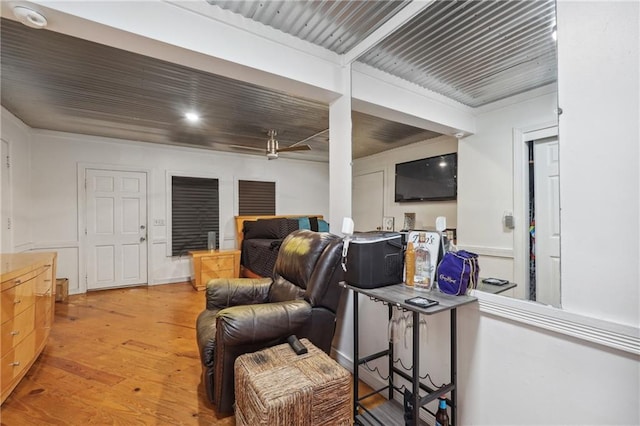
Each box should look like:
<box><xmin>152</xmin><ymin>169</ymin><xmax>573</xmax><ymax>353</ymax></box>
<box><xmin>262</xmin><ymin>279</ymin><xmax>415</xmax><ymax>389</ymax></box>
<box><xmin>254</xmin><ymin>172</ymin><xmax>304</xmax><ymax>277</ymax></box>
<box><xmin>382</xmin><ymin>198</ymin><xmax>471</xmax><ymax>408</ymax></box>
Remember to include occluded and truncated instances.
<box><xmin>216</xmin><ymin>300</ymin><xmax>311</xmax><ymax>346</ymax></box>
<box><xmin>205</xmin><ymin>277</ymin><xmax>272</xmax><ymax>310</ymax></box>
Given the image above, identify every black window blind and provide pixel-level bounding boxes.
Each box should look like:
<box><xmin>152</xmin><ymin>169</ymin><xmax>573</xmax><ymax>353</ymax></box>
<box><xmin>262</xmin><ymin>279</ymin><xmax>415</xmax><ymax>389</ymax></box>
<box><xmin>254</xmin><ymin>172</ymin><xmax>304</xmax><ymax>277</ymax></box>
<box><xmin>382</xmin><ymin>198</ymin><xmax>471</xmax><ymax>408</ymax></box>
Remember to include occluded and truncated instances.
<box><xmin>171</xmin><ymin>176</ymin><xmax>219</xmax><ymax>256</ymax></box>
<box><xmin>238</xmin><ymin>180</ymin><xmax>275</xmax><ymax>215</ymax></box>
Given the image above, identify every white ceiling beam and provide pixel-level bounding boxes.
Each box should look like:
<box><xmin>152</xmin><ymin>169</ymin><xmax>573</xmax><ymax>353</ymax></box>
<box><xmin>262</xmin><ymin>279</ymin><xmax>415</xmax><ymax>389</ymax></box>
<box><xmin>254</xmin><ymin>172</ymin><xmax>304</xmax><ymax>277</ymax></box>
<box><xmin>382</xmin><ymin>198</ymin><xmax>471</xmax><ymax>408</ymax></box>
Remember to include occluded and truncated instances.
<box><xmin>19</xmin><ymin>0</ymin><xmax>345</xmax><ymax>103</ymax></box>
<box><xmin>342</xmin><ymin>0</ymin><xmax>436</xmax><ymax>65</ymax></box>
<box><xmin>352</xmin><ymin>63</ymin><xmax>476</xmax><ymax>136</ymax></box>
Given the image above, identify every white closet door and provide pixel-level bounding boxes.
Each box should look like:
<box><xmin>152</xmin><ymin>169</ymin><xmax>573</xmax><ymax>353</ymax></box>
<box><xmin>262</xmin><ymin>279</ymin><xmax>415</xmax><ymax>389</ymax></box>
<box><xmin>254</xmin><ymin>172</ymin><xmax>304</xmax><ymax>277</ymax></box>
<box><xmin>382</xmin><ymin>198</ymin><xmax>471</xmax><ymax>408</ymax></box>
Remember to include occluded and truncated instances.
<box><xmin>86</xmin><ymin>169</ymin><xmax>147</xmax><ymax>290</ymax></box>
<box><xmin>353</xmin><ymin>171</ymin><xmax>384</xmax><ymax>232</ymax></box>
<box><xmin>534</xmin><ymin>139</ymin><xmax>560</xmax><ymax>307</ymax></box>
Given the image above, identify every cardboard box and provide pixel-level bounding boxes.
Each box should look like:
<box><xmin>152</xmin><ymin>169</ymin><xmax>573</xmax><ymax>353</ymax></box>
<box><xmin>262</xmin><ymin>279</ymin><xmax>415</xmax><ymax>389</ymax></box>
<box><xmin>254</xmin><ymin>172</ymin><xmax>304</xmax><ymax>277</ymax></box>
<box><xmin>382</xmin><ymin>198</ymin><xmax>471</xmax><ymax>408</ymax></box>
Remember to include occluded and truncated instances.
<box><xmin>55</xmin><ymin>278</ymin><xmax>69</xmax><ymax>303</ymax></box>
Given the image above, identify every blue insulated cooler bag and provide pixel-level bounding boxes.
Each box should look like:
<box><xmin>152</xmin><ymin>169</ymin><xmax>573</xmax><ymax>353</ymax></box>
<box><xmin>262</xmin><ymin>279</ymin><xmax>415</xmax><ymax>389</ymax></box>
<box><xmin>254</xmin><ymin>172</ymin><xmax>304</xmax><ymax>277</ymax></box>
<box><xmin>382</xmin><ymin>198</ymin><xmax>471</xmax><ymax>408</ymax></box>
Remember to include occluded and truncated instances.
<box><xmin>436</xmin><ymin>250</ymin><xmax>479</xmax><ymax>295</ymax></box>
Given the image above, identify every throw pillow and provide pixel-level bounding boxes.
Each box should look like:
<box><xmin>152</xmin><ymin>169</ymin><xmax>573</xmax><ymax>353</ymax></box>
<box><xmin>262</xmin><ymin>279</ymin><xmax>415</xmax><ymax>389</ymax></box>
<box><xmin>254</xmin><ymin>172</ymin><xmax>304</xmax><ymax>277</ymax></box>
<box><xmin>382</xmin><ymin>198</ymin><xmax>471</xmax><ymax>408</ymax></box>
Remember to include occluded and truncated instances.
<box><xmin>318</xmin><ymin>219</ymin><xmax>329</xmax><ymax>232</ymax></box>
<box><xmin>298</xmin><ymin>217</ymin><xmax>311</xmax><ymax>230</ymax></box>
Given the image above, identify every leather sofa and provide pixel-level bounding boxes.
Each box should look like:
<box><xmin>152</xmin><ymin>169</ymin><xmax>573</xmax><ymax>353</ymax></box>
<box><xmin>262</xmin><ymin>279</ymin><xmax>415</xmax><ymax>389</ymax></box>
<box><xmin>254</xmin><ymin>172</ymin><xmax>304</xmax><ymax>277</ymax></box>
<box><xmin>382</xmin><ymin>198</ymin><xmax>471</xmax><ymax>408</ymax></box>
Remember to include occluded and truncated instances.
<box><xmin>195</xmin><ymin>229</ymin><xmax>344</xmax><ymax>414</ymax></box>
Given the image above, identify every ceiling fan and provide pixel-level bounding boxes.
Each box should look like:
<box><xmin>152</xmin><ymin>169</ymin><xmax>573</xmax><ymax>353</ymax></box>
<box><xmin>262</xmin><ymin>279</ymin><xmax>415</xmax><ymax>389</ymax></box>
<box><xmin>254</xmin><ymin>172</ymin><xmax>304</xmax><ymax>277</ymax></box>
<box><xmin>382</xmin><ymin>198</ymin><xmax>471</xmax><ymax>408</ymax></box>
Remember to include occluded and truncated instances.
<box><xmin>230</xmin><ymin>129</ymin><xmax>328</xmax><ymax>160</ymax></box>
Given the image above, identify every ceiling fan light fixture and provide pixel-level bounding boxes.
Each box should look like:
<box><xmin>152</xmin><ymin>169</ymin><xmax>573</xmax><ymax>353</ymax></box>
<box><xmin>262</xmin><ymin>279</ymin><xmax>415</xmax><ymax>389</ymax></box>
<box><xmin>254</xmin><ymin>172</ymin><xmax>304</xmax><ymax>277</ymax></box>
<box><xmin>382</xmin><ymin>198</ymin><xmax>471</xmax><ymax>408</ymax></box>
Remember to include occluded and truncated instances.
<box><xmin>13</xmin><ymin>6</ymin><xmax>48</xmax><ymax>29</ymax></box>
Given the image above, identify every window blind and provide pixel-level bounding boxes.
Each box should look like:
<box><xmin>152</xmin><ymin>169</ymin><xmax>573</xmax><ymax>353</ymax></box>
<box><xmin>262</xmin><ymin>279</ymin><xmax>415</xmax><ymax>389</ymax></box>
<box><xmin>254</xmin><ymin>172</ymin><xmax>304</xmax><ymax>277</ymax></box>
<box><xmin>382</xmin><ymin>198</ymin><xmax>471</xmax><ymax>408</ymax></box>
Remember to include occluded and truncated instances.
<box><xmin>238</xmin><ymin>180</ymin><xmax>275</xmax><ymax>215</ymax></box>
<box><xmin>171</xmin><ymin>176</ymin><xmax>219</xmax><ymax>256</ymax></box>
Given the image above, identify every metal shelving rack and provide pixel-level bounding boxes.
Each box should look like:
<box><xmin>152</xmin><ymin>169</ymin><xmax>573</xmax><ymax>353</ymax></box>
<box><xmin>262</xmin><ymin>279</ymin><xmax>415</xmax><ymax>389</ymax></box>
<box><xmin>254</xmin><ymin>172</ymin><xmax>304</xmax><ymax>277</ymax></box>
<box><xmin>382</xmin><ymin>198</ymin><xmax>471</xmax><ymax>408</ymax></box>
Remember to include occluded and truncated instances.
<box><xmin>341</xmin><ymin>282</ymin><xmax>477</xmax><ymax>426</ymax></box>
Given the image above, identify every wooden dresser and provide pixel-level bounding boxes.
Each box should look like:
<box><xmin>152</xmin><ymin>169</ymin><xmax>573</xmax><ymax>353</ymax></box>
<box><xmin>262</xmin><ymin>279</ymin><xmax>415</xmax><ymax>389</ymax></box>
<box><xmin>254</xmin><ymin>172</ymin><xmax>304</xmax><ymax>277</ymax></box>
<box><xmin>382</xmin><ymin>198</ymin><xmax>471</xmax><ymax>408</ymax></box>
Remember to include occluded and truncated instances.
<box><xmin>189</xmin><ymin>249</ymin><xmax>241</xmax><ymax>291</ymax></box>
<box><xmin>1</xmin><ymin>252</ymin><xmax>57</xmax><ymax>404</ymax></box>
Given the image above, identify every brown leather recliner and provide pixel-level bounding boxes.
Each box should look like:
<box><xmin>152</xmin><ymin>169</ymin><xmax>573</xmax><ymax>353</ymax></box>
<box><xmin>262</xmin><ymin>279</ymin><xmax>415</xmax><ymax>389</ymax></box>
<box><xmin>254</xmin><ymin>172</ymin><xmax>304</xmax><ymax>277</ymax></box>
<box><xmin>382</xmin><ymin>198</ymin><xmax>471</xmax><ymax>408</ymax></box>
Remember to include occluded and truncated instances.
<box><xmin>195</xmin><ymin>229</ymin><xmax>345</xmax><ymax>414</ymax></box>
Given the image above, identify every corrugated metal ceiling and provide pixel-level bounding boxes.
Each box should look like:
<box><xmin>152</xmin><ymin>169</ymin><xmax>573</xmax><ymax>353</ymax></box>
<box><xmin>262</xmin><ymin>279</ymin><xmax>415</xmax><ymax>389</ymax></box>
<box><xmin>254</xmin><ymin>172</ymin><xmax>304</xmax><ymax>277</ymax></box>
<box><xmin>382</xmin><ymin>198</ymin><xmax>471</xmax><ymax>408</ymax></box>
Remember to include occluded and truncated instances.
<box><xmin>206</xmin><ymin>0</ymin><xmax>412</xmax><ymax>54</ymax></box>
<box><xmin>210</xmin><ymin>0</ymin><xmax>557</xmax><ymax>108</ymax></box>
<box><xmin>1</xmin><ymin>0</ymin><xmax>558</xmax><ymax>161</ymax></box>
<box><xmin>358</xmin><ymin>0</ymin><xmax>557</xmax><ymax>107</ymax></box>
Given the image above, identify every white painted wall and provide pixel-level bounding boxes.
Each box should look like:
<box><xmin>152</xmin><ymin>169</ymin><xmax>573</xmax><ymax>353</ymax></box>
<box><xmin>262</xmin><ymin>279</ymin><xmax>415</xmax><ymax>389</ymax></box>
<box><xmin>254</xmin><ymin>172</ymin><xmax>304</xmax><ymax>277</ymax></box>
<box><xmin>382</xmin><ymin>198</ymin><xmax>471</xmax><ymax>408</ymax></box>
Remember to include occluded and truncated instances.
<box><xmin>459</xmin><ymin>92</ymin><xmax>557</xmax><ymax>254</ymax></box>
<box><xmin>1</xmin><ymin>110</ymin><xmax>33</xmax><ymax>251</ymax></box>
<box><xmin>557</xmin><ymin>0</ymin><xmax>639</xmax><ymax>327</ymax></box>
<box><xmin>2</xmin><ymin>1</ymin><xmax>638</xmax><ymax>424</ymax></box>
<box><xmin>341</xmin><ymin>3</ymin><xmax>639</xmax><ymax>425</ymax></box>
<box><xmin>353</xmin><ymin>135</ymin><xmax>459</xmax><ymax>231</ymax></box>
<box><xmin>6</xmin><ymin>121</ymin><xmax>329</xmax><ymax>294</ymax></box>
<box><xmin>457</xmin><ymin>91</ymin><xmax>558</xmax><ymax>300</ymax></box>
<box><xmin>458</xmin><ymin>2</ymin><xmax>638</xmax><ymax>424</ymax></box>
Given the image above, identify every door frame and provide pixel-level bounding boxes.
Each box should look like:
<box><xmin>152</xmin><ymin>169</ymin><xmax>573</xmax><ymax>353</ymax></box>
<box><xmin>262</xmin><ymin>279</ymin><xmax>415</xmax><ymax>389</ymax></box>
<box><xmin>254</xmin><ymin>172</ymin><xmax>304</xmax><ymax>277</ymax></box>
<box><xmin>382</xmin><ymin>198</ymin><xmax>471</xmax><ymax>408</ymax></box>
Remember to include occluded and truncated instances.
<box><xmin>1</xmin><ymin>138</ymin><xmax>12</xmax><ymax>252</ymax></box>
<box><xmin>78</xmin><ymin>163</ymin><xmax>151</xmax><ymax>293</ymax></box>
<box><xmin>512</xmin><ymin>123</ymin><xmax>558</xmax><ymax>301</ymax></box>
<box><xmin>533</xmin><ymin>137</ymin><xmax>561</xmax><ymax>307</ymax></box>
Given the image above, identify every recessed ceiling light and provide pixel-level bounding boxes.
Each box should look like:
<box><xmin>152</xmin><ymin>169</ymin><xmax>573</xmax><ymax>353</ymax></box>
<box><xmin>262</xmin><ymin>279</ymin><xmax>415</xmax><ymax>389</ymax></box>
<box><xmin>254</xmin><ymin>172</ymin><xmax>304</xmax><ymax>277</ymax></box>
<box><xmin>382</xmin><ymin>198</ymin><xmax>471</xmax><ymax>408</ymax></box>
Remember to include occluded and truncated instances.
<box><xmin>185</xmin><ymin>112</ymin><xmax>200</xmax><ymax>123</ymax></box>
<box><xmin>13</xmin><ymin>6</ymin><xmax>47</xmax><ymax>29</ymax></box>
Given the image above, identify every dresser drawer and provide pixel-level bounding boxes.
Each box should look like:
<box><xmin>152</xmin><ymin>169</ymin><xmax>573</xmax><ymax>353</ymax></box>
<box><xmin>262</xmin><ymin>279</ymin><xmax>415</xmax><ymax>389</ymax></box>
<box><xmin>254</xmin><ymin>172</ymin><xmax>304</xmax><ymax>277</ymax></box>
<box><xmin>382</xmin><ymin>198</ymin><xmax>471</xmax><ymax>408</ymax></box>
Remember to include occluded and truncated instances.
<box><xmin>201</xmin><ymin>255</ymin><xmax>235</xmax><ymax>271</ymax></box>
<box><xmin>1</xmin><ymin>305</ymin><xmax>35</xmax><ymax>358</ymax></box>
<box><xmin>201</xmin><ymin>268</ymin><xmax>235</xmax><ymax>284</ymax></box>
<box><xmin>1</xmin><ymin>329</ymin><xmax>36</xmax><ymax>399</ymax></box>
<box><xmin>0</xmin><ymin>268</ymin><xmax>40</xmax><ymax>292</ymax></box>
<box><xmin>1</xmin><ymin>278</ymin><xmax>36</xmax><ymax>324</ymax></box>
<box><xmin>189</xmin><ymin>249</ymin><xmax>240</xmax><ymax>291</ymax></box>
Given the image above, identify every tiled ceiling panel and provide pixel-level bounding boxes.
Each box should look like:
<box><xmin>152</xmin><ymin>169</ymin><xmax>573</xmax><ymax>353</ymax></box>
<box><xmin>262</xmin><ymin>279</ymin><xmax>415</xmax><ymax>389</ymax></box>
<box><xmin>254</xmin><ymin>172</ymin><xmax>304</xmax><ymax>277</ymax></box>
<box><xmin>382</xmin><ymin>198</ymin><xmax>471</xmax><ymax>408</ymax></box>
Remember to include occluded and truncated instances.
<box><xmin>358</xmin><ymin>0</ymin><xmax>557</xmax><ymax>107</ymax></box>
<box><xmin>207</xmin><ymin>0</ymin><xmax>411</xmax><ymax>54</ymax></box>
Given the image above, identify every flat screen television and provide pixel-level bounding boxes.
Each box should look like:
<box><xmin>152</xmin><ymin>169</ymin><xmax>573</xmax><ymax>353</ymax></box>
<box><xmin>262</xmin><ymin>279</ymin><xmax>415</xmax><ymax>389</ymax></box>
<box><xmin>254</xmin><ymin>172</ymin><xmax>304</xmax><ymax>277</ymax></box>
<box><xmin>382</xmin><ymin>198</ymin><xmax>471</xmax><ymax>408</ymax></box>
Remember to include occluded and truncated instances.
<box><xmin>395</xmin><ymin>153</ymin><xmax>457</xmax><ymax>202</ymax></box>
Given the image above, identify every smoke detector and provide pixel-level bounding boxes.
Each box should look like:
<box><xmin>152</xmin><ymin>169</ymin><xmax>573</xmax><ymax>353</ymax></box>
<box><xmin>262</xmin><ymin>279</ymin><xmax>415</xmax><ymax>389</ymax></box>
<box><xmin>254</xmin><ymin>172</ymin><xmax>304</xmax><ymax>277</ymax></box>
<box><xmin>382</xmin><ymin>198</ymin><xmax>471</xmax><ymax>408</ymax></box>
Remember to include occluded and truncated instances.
<box><xmin>13</xmin><ymin>6</ymin><xmax>48</xmax><ymax>29</ymax></box>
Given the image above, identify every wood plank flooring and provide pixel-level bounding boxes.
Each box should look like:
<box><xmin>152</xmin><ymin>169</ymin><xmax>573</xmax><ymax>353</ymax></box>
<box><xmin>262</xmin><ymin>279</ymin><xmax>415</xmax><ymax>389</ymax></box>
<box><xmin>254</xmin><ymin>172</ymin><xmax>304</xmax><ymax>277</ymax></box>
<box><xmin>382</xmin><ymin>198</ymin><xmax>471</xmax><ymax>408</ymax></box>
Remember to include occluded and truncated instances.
<box><xmin>0</xmin><ymin>282</ymin><xmax>384</xmax><ymax>425</ymax></box>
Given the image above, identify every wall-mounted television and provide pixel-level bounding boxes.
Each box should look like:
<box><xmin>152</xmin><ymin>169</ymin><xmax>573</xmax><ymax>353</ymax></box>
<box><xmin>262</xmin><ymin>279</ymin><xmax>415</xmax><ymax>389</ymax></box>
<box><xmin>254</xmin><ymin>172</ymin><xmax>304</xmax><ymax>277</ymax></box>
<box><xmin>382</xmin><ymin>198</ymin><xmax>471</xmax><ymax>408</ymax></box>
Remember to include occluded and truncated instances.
<box><xmin>394</xmin><ymin>153</ymin><xmax>457</xmax><ymax>202</ymax></box>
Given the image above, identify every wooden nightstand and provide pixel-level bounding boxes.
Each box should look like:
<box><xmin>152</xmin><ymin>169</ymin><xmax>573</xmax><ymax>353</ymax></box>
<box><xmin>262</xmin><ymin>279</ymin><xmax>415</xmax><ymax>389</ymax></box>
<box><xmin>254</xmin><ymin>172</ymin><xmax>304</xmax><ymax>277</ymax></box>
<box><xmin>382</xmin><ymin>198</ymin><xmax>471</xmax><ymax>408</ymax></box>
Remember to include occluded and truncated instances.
<box><xmin>189</xmin><ymin>249</ymin><xmax>241</xmax><ymax>291</ymax></box>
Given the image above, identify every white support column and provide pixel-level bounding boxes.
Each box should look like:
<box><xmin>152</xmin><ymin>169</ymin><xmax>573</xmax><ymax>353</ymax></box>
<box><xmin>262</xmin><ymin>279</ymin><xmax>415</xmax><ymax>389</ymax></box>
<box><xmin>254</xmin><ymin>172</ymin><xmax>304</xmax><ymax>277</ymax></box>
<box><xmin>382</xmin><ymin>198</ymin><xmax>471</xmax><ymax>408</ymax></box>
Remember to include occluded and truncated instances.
<box><xmin>328</xmin><ymin>65</ymin><xmax>353</xmax><ymax>234</ymax></box>
<box><xmin>328</xmin><ymin>64</ymin><xmax>353</xmax><ymax>363</ymax></box>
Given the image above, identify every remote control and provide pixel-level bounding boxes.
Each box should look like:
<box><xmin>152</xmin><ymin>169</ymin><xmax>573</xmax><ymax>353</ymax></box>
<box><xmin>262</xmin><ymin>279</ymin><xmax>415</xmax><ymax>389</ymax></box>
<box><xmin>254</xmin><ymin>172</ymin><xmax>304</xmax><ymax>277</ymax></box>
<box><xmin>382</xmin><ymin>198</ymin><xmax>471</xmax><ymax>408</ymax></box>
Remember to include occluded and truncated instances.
<box><xmin>287</xmin><ymin>335</ymin><xmax>308</xmax><ymax>355</ymax></box>
<box><xmin>405</xmin><ymin>297</ymin><xmax>439</xmax><ymax>308</ymax></box>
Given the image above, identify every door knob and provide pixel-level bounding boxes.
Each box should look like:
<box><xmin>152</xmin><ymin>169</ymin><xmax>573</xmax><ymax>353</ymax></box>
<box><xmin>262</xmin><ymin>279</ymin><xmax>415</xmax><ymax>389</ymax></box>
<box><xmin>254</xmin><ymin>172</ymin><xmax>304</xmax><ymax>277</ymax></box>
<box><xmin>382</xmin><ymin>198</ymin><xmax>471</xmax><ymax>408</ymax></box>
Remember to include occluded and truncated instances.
<box><xmin>140</xmin><ymin>236</ymin><xmax>146</xmax><ymax>242</ymax></box>
<box><xmin>140</xmin><ymin>225</ymin><xmax>146</xmax><ymax>230</ymax></box>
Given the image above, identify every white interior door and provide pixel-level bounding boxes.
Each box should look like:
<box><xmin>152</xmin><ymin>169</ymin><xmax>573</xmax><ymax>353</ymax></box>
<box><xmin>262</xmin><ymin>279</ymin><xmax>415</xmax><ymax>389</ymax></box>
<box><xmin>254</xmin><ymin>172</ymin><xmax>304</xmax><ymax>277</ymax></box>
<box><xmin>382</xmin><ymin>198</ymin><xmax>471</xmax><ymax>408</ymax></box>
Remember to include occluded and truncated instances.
<box><xmin>1</xmin><ymin>139</ymin><xmax>11</xmax><ymax>252</ymax></box>
<box><xmin>534</xmin><ymin>138</ymin><xmax>560</xmax><ymax>306</ymax></box>
<box><xmin>353</xmin><ymin>171</ymin><xmax>384</xmax><ymax>232</ymax></box>
<box><xmin>86</xmin><ymin>169</ymin><xmax>147</xmax><ymax>290</ymax></box>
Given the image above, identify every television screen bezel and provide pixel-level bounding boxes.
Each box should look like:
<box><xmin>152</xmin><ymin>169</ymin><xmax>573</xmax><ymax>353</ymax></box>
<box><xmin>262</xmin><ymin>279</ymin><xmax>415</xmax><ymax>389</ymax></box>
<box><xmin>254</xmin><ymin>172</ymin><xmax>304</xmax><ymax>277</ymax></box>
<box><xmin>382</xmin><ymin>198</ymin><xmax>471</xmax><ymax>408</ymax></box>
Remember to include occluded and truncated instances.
<box><xmin>394</xmin><ymin>152</ymin><xmax>458</xmax><ymax>202</ymax></box>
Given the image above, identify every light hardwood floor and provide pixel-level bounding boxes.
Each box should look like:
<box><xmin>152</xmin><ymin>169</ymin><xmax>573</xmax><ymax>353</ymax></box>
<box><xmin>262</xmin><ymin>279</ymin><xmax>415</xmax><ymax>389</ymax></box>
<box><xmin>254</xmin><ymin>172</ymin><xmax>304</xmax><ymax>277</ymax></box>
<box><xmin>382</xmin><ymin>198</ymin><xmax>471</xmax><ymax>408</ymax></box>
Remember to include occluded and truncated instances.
<box><xmin>0</xmin><ymin>282</ymin><xmax>383</xmax><ymax>425</ymax></box>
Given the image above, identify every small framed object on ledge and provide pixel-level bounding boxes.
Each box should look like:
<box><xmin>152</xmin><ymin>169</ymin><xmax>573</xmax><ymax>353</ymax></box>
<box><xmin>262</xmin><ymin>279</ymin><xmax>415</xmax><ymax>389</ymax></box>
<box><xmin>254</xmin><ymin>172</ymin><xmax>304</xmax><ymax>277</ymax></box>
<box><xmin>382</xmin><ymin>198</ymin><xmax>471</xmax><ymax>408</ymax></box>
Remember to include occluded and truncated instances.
<box><xmin>403</xmin><ymin>212</ymin><xmax>415</xmax><ymax>230</ymax></box>
<box><xmin>383</xmin><ymin>216</ymin><xmax>395</xmax><ymax>231</ymax></box>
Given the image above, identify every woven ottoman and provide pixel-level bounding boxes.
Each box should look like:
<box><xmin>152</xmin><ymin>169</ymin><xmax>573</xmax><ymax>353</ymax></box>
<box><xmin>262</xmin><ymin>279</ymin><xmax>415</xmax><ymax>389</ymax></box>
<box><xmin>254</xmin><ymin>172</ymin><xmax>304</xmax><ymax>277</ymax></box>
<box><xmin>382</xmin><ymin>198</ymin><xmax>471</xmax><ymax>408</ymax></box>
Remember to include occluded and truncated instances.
<box><xmin>234</xmin><ymin>338</ymin><xmax>352</xmax><ymax>426</ymax></box>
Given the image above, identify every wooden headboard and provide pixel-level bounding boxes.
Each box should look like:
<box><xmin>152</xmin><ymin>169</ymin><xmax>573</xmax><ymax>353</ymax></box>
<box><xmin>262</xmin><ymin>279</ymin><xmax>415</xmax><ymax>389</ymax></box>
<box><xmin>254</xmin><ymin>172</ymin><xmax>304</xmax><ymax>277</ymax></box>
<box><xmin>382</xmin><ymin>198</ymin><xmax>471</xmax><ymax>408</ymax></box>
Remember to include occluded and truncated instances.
<box><xmin>234</xmin><ymin>215</ymin><xmax>324</xmax><ymax>249</ymax></box>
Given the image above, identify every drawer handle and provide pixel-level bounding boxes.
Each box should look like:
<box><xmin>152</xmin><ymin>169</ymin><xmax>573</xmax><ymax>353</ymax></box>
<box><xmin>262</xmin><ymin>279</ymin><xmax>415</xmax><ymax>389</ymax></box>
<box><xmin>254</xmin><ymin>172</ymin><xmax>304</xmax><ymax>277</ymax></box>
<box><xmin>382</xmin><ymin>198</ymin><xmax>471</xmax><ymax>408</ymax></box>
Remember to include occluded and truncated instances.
<box><xmin>10</xmin><ymin>330</ymin><xmax>20</xmax><ymax>336</ymax></box>
<box><xmin>14</xmin><ymin>299</ymin><xmax>22</xmax><ymax>304</ymax></box>
<box><xmin>14</xmin><ymin>279</ymin><xmax>21</xmax><ymax>285</ymax></box>
<box><xmin>10</xmin><ymin>361</ymin><xmax>20</xmax><ymax>367</ymax></box>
